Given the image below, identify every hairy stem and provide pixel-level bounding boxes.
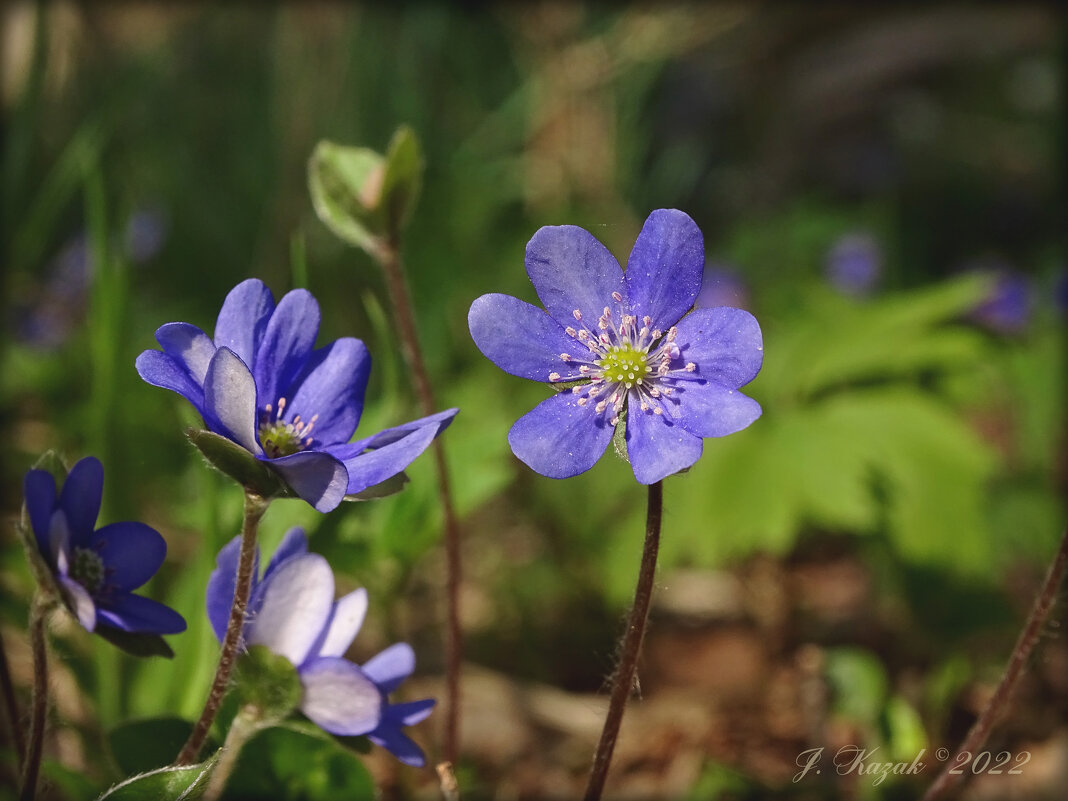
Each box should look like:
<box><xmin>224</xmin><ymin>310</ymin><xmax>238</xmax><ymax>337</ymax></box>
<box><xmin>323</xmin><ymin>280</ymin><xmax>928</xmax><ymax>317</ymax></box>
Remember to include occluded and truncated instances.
<box><xmin>373</xmin><ymin>237</ymin><xmax>463</xmax><ymax>764</ymax></box>
<box><xmin>176</xmin><ymin>491</ymin><xmax>269</xmax><ymax>766</ymax></box>
<box><xmin>202</xmin><ymin>704</ymin><xmax>261</xmax><ymax>801</ymax></box>
<box><xmin>921</xmin><ymin>526</ymin><xmax>1068</xmax><ymax>801</ymax></box>
<box><xmin>19</xmin><ymin>596</ymin><xmax>48</xmax><ymax>801</ymax></box>
<box><xmin>0</xmin><ymin>626</ymin><xmax>25</xmax><ymax>765</ymax></box>
<box><xmin>584</xmin><ymin>481</ymin><xmax>663</xmax><ymax>801</ymax></box>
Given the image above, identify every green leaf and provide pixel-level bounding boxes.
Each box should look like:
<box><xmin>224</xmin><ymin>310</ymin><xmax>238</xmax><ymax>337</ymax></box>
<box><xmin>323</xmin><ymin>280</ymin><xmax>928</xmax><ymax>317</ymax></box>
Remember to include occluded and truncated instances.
<box><xmin>307</xmin><ymin>140</ymin><xmax>386</xmax><ymax>254</ymax></box>
<box><xmin>379</xmin><ymin>125</ymin><xmax>424</xmax><ymax>236</ymax></box>
<box><xmin>95</xmin><ymin>626</ymin><xmax>175</xmax><ymax>659</ymax></box>
<box><xmin>185</xmin><ymin>429</ymin><xmax>290</xmax><ymax>500</ymax></box>
<box><xmin>824</xmin><ymin>647</ymin><xmax>889</xmax><ymax>727</ymax></box>
<box><xmin>96</xmin><ymin>756</ymin><xmax>217</xmax><ymax>801</ymax></box>
<box><xmin>108</xmin><ymin>718</ymin><xmax>198</xmax><ymax>777</ymax></box>
<box><xmin>227</xmin><ymin>725</ymin><xmax>375</xmax><ymax>801</ymax></box>
<box><xmin>882</xmin><ymin>695</ymin><xmax>927</xmax><ymax>763</ymax></box>
<box><xmin>233</xmin><ymin>646</ymin><xmax>302</xmax><ymax>725</ymax></box>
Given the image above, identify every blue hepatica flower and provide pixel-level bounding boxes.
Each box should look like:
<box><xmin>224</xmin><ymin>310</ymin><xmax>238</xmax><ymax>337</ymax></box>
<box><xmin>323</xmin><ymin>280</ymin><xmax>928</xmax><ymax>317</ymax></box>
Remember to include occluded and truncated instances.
<box><xmin>22</xmin><ymin>456</ymin><xmax>186</xmax><ymax>635</ymax></box>
<box><xmin>826</xmin><ymin>232</ymin><xmax>882</xmax><ymax>298</ymax></box>
<box><xmin>468</xmin><ymin>208</ymin><xmax>763</xmax><ymax>484</ymax></box>
<box><xmin>207</xmin><ymin>528</ymin><xmax>434</xmax><ymax>766</ymax></box>
<box><xmin>136</xmin><ymin>279</ymin><xmax>457</xmax><ymax>512</ymax></box>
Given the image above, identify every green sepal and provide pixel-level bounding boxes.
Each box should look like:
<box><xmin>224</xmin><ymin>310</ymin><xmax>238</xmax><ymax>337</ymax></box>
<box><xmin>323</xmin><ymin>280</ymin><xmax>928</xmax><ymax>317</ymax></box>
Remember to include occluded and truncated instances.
<box><xmin>232</xmin><ymin>645</ymin><xmax>303</xmax><ymax>726</ymax></box>
<box><xmin>185</xmin><ymin>429</ymin><xmax>292</xmax><ymax>500</ymax></box>
<box><xmin>611</xmin><ymin>410</ymin><xmax>629</xmax><ymax>462</ymax></box>
<box><xmin>31</xmin><ymin>449</ymin><xmax>69</xmax><ymax>487</ymax></box>
<box><xmin>307</xmin><ymin>126</ymin><xmax>424</xmax><ymax>254</ymax></box>
<box><xmin>95</xmin><ymin>752</ymin><xmax>219</xmax><ymax>801</ymax></box>
<box><xmin>95</xmin><ymin>625</ymin><xmax>175</xmax><ymax>659</ymax></box>
<box><xmin>344</xmin><ymin>471</ymin><xmax>408</xmax><ymax>502</ymax></box>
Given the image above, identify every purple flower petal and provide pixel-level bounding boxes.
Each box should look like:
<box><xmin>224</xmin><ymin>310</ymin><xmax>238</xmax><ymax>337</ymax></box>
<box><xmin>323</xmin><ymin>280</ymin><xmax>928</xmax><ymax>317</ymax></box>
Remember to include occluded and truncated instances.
<box><xmin>670</xmin><ymin>382</ymin><xmax>762</xmax><ymax>439</ymax></box>
<box><xmin>361</xmin><ymin>642</ymin><xmax>415</xmax><ymax>694</ymax></box>
<box><xmin>49</xmin><ymin>510</ymin><xmax>72</xmax><ymax>574</ymax></box>
<box><xmin>205</xmin><ymin>535</ymin><xmax>245</xmax><ymax>643</ymax></box>
<box><xmin>262</xmin><ymin>527</ymin><xmax>308</xmax><ymax>581</ymax></box>
<box><xmin>468</xmin><ymin>294</ymin><xmax>587</xmax><ymax>381</ymax></box>
<box><xmin>214</xmin><ymin>278</ymin><xmax>275</xmax><ymax>368</ymax></box>
<box><xmin>329</xmin><ymin>409</ymin><xmax>458</xmax><ymax>496</ymax></box>
<box><xmin>155</xmin><ymin>322</ymin><xmax>216</xmax><ymax>385</ymax></box>
<box><xmin>58</xmin><ymin>574</ymin><xmax>96</xmax><ymax>631</ymax></box>
<box><xmin>525</xmin><ymin>224</ymin><xmax>625</xmax><ymax>329</ymax></box>
<box><xmin>507</xmin><ymin>392</ymin><xmax>613</xmax><ymax>479</ymax></box>
<box><xmin>266</xmin><ymin>451</ymin><xmax>348</xmax><ymax>513</ymax></box>
<box><xmin>23</xmin><ymin>470</ymin><xmax>57</xmax><ymax>554</ymax></box>
<box><xmin>203</xmin><ymin>348</ymin><xmax>261</xmax><ymax>454</ymax></box>
<box><xmin>624</xmin><ymin>209</ymin><xmax>704</xmax><ymax>329</ymax></box>
<box><xmin>135</xmin><ymin>350</ymin><xmax>207</xmax><ymax>414</ymax></box>
<box><xmin>387</xmin><ymin>698</ymin><xmax>435</xmax><ymax>727</ymax></box>
<box><xmin>90</xmin><ymin>522</ymin><xmax>167</xmax><ymax>592</ymax></box>
<box><xmin>625</xmin><ymin>406</ymin><xmax>703</xmax><ymax>484</ymax></box>
<box><xmin>298</xmin><ymin>656</ymin><xmax>382</xmax><ymax>736</ymax></box>
<box><xmin>286</xmin><ymin>338</ymin><xmax>370</xmax><ymax>446</ymax></box>
<box><xmin>59</xmin><ymin>457</ymin><xmax>103</xmax><ymax>541</ymax></box>
<box><xmin>253</xmin><ymin>289</ymin><xmax>320</xmax><ymax>408</ymax></box>
<box><xmin>367</xmin><ymin>725</ymin><xmax>426</xmax><ymax>767</ymax></box>
<box><xmin>674</xmin><ymin>307</ymin><xmax>763</xmax><ymax>389</ymax></box>
<box><xmin>314</xmin><ymin>588</ymin><xmax>369</xmax><ymax>658</ymax></box>
<box><xmin>97</xmin><ymin>592</ymin><xmax>187</xmax><ymax>634</ymax></box>
<box><xmin>247</xmin><ymin>553</ymin><xmax>334</xmax><ymax>667</ymax></box>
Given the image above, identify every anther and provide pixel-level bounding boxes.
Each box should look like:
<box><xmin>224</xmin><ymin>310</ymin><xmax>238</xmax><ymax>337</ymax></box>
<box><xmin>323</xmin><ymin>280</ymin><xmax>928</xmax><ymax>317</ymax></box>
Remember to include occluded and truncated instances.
<box><xmin>573</xmin><ymin>309</ymin><xmax>582</xmax><ymax>321</ymax></box>
<box><xmin>548</xmin><ymin>372</ymin><xmax>561</xmax><ymax>382</ymax></box>
<box><xmin>685</xmin><ymin>362</ymin><xmax>696</xmax><ymax>372</ymax></box>
<box><xmin>612</xmin><ymin>291</ymin><xmax>623</xmax><ymax>302</ymax></box>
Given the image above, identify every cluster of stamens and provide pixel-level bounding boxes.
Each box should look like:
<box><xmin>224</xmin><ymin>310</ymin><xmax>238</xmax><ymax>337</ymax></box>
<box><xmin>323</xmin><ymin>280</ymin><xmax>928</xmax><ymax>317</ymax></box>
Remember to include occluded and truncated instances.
<box><xmin>70</xmin><ymin>546</ymin><xmax>107</xmax><ymax>594</ymax></box>
<box><xmin>548</xmin><ymin>291</ymin><xmax>697</xmax><ymax>426</ymax></box>
<box><xmin>258</xmin><ymin>397</ymin><xmax>319</xmax><ymax>458</ymax></box>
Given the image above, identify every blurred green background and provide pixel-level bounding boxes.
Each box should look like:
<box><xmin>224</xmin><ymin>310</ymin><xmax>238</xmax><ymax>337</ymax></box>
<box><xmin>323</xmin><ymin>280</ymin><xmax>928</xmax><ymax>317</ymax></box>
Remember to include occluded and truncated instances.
<box><xmin>1</xmin><ymin>3</ymin><xmax>1065</xmax><ymax>799</ymax></box>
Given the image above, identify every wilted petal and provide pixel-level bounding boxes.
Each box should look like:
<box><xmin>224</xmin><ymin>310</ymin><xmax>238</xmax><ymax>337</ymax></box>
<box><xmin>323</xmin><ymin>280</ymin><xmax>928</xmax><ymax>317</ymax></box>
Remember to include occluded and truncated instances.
<box><xmin>625</xmin><ymin>405</ymin><xmax>703</xmax><ymax>484</ymax></box>
<box><xmin>91</xmin><ymin>522</ymin><xmax>166</xmax><ymax>591</ymax></box>
<box><xmin>248</xmin><ymin>554</ymin><xmax>334</xmax><ymax>667</ymax></box>
<box><xmin>361</xmin><ymin>642</ymin><xmax>415</xmax><ymax>694</ymax></box>
<box><xmin>468</xmin><ymin>294</ymin><xmax>587</xmax><ymax>381</ymax></box>
<box><xmin>97</xmin><ymin>592</ymin><xmax>187</xmax><ymax>634</ymax></box>
<box><xmin>254</xmin><ymin>289</ymin><xmax>320</xmax><ymax>408</ymax></box>
<box><xmin>526</xmin><ymin>224</ymin><xmax>625</xmax><ymax>329</ymax></box>
<box><xmin>624</xmin><ymin>209</ymin><xmax>704</xmax><ymax>329</ymax></box>
<box><xmin>507</xmin><ymin>392</ymin><xmax>613</xmax><ymax>479</ymax></box>
<box><xmin>214</xmin><ymin>278</ymin><xmax>274</xmax><ymax>367</ymax></box>
<box><xmin>299</xmin><ymin>656</ymin><xmax>382</xmax><ymax>736</ymax></box>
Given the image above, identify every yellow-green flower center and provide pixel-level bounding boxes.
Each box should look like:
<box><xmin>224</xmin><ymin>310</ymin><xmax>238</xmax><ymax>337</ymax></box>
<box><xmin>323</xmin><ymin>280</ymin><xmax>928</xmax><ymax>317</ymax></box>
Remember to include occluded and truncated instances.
<box><xmin>596</xmin><ymin>344</ymin><xmax>652</xmax><ymax>388</ymax></box>
<box><xmin>71</xmin><ymin>546</ymin><xmax>105</xmax><ymax>594</ymax></box>
<box><xmin>258</xmin><ymin>421</ymin><xmax>307</xmax><ymax>458</ymax></box>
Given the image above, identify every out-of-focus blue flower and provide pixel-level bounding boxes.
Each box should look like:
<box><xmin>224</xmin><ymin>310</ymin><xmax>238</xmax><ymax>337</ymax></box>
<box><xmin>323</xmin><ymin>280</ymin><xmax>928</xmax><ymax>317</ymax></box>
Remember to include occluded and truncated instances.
<box><xmin>206</xmin><ymin>528</ymin><xmax>434</xmax><ymax>766</ymax></box>
<box><xmin>136</xmin><ymin>278</ymin><xmax>457</xmax><ymax>512</ymax></box>
<box><xmin>825</xmin><ymin>233</ymin><xmax>882</xmax><ymax>297</ymax></box>
<box><xmin>1053</xmin><ymin>268</ymin><xmax>1068</xmax><ymax>316</ymax></box>
<box><xmin>468</xmin><ymin>209</ymin><xmax>763</xmax><ymax>484</ymax></box>
<box><xmin>968</xmin><ymin>265</ymin><xmax>1033</xmax><ymax>334</ymax></box>
<box><xmin>695</xmin><ymin>264</ymin><xmax>750</xmax><ymax>310</ymax></box>
<box><xmin>123</xmin><ymin>207</ymin><xmax>168</xmax><ymax>264</ymax></box>
<box><xmin>22</xmin><ymin>457</ymin><xmax>186</xmax><ymax>635</ymax></box>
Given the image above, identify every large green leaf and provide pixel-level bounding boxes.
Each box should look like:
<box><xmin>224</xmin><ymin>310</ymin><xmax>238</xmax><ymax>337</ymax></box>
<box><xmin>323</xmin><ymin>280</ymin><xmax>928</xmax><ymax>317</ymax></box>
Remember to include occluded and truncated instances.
<box><xmin>96</xmin><ymin>756</ymin><xmax>217</xmax><ymax>801</ymax></box>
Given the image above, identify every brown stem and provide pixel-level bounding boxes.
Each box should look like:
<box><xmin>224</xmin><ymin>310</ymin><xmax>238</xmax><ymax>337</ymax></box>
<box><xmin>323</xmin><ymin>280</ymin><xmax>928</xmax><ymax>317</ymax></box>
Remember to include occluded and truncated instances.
<box><xmin>19</xmin><ymin>597</ymin><xmax>48</xmax><ymax>801</ymax></box>
<box><xmin>373</xmin><ymin>237</ymin><xmax>463</xmax><ymax>764</ymax></box>
<box><xmin>175</xmin><ymin>491</ymin><xmax>269</xmax><ymax>766</ymax></box>
<box><xmin>584</xmin><ymin>481</ymin><xmax>663</xmax><ymax>801</ymax></box>
<box><xmin>921</xmin><ymin>526</ymin><xmax>1068</xmax><ymax>801</ymax></box>
<box><xmin>0</xmin><ymin>625</ymin><xmax>26</xmax><ymax>765</ymax></box>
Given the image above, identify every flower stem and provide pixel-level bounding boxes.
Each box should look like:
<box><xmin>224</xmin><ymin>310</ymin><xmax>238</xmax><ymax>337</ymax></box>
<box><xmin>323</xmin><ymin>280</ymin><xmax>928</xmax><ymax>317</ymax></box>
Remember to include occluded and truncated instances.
<box><xmin>0</xmin><ymin>626</ymin><xmax>26</xmax><ymax>765</ymax></box>
<box><xmin>202</xmin><ymin>704</ymin><xmax>261</xmax><ymax>801</ymax></box>
<box><xmin>176</xmin><ymin>491</ymin><xmax>269</xmax><ymax>766</ymax></box>
<box><xmin>584</xmin><ymin>480</ymin><xmax>663</xmax><ymax>801</ymax></box>
<box><xmin>19</xmin><ymin>596</ymin><xmax>49</xmax><ymax>801</ymax></box>
<box><xmin>372</xmin><ymin>237</ymin><xmax>464</xmax><ymax>764</ymax></box>
<box><xmin>920</xmin><ymin>526</ymin><xmax>1068</xmax><ymax>801</ymax></box>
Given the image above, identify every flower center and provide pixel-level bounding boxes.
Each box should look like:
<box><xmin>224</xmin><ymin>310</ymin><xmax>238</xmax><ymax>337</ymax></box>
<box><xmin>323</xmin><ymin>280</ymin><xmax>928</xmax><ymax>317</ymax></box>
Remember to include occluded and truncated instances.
<box><xmin>596</xmin><ymin>344</ymin><xmax>651</xmax><ymax>388</ymax></box>
<box><xmin>258</xmin><ymin>397</ymin><xmax>318</xmax><ymax>459</ymax></box>
<box><xmin>70</xmin><ymin>547</ymin><xmax>105</xmax><ymax>594</ymax></box>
